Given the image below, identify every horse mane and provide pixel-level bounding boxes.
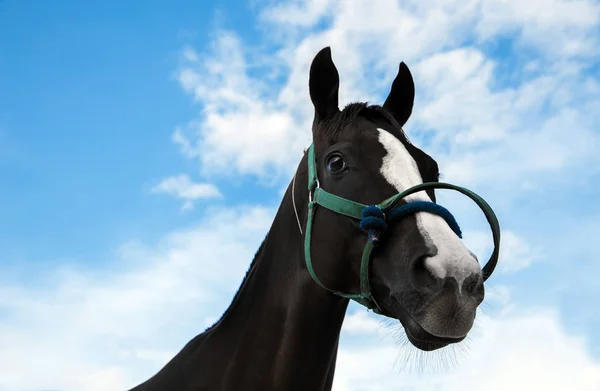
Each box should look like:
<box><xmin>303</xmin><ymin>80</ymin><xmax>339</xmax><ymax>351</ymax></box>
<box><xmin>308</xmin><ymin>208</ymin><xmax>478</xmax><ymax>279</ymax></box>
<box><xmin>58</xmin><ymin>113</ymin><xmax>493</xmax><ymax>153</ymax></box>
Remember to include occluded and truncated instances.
<box><xmin>203</xmin><ymin>236</ymin><xmax>268</xmax><ymax>333</ymax></box>
<box><xmin>320</xmin><ymin>102</ymin><xmax>410</xmax><ymax>144</ymax></box>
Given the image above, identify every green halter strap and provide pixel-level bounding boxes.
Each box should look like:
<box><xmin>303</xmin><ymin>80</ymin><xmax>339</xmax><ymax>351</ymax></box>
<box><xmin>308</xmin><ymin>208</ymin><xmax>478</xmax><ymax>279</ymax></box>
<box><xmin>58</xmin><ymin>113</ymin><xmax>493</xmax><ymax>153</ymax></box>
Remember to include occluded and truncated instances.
<box><xmin>303</xmin><ymin>144</ymin><xmax>501</xmax><ymax>313</ymax></box>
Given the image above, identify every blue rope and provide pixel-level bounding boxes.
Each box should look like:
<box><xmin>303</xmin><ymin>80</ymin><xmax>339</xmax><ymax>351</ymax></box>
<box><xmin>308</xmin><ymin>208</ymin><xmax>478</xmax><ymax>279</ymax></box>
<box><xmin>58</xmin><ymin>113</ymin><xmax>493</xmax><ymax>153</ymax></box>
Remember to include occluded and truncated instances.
<box><xmin>360</xmin><ymin>201</ymin><xmax>462</xmax><ymax>244</ymax></box>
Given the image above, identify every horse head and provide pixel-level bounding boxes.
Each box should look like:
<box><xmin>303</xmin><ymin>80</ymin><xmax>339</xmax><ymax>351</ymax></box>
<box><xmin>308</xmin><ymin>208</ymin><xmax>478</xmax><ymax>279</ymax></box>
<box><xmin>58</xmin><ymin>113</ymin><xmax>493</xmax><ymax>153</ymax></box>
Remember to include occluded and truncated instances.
<box><xmin>302</xmin><ymin>47</ymin><xmax>499</xmax><ymax>351</ymax></box>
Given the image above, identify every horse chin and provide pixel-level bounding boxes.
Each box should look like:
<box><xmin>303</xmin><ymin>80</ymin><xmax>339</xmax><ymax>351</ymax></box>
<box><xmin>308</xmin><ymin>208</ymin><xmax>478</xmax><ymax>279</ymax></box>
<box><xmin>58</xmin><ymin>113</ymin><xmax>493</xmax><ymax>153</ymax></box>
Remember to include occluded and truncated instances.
<box><xmin>394</xmin><ymin>305</ymin><xmax>466</xmax><ymax>352</ymax></box>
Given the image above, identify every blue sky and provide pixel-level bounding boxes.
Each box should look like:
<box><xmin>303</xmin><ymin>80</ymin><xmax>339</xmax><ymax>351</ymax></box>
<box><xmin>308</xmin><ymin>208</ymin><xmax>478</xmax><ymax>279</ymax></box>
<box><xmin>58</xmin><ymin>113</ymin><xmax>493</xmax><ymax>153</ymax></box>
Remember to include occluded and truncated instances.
<box><xmin>1</xmin><ymin>0</ymin><xmax>600</xmax><ymax>390</ymax></box>
<box><xmin>0</xmin><ymin>0</ymin><xmax>265</xmax><ymax>268</ymax></box>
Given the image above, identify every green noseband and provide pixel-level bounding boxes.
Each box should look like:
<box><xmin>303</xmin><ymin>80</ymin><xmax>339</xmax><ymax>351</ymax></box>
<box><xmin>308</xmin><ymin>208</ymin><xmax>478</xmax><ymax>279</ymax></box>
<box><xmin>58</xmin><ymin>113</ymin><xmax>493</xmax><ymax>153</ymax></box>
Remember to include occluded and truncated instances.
<box><xmin>303</xmin><ymin>144</ymin><xmax>501</xmax><ymax>313</ymax></box>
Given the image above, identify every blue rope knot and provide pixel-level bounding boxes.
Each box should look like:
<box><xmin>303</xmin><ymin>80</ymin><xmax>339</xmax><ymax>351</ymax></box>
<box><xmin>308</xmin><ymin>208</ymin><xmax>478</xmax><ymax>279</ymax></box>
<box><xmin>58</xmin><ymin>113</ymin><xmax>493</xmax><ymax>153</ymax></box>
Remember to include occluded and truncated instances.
<box><xmin>360</xmin><ymin>201</ymin><xmax>463</xmax><ymax>245</ymax></box>
<box><xmin>360</xmin><ymin>205</ymin><xmax>387</xmax><ymax>244</ymax></box>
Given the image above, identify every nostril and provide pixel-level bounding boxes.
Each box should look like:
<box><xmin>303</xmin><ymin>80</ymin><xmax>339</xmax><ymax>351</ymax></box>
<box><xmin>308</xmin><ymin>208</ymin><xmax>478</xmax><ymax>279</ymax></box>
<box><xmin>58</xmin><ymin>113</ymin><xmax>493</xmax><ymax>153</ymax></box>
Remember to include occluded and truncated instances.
<box><xmin>410</xmin><ymin>256</ymin><xmax>442</xmax><ymax>293</ymax></box>
<box><xmin>463</xmin><ymin>276</ymin><xmax>476</xmax><ymax>293</ymax></box>
<box><xmin>462</xmin><ymin>273</ymin><xmax>485</xmax><ymax>301</ymax></box>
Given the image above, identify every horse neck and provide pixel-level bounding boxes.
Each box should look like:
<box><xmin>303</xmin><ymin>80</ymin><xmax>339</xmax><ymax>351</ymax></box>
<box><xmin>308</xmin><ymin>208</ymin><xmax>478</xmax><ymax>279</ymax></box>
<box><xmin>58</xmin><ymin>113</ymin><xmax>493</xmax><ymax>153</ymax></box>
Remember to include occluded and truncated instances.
<box><xmin>209</xmin><ymin>160</ymin><xmax>350</xmax><ymax>390</ymax></box>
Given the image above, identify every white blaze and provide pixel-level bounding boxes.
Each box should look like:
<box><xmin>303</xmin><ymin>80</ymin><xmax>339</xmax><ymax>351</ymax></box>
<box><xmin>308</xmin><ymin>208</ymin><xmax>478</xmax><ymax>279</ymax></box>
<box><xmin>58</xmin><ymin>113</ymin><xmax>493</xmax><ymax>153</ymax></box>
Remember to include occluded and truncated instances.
<box><xmin>377</xmin><ymin>129</ymin><xmax>480</xmax><ymax>288</ymax></box>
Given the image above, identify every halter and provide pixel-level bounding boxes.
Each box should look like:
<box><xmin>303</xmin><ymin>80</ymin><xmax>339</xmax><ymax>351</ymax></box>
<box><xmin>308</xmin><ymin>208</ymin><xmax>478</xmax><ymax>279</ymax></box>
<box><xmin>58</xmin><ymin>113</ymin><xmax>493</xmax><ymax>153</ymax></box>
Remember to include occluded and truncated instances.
<box><xmin>303</xmin><ymin>144</ymin><xmax>501</xmax><ymax>314</ymax></box>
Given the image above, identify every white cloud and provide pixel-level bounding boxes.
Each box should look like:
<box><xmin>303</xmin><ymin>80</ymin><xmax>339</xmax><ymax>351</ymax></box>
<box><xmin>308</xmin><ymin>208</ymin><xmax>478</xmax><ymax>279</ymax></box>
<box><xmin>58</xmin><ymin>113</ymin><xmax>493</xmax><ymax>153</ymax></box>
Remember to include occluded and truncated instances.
<box><xmin>260</xmin><ymin>0</ymin><xmax>334</xmax><ymax>27</ymax></box>
<box><xmin>0</xmin><ymin>206</ymin><xmax>274</xmax><ymax>391</ymax></box>
<box><xmin>342</xmin><ymin>311</ymin><xmax>388</xmax><ymax>335</ymax></box>
<box><xmin>172</xmin><ymin>32</ymin><xmax>308</xmax><ymax>180</ymax></box>
<box><xmin>1</xmin><ymin>203</ymin><xmax>597</xmax><ymax>391</ymax></box>
<box><xmin>476</xmin><ymin>0</ymin><xmax>600</xmax><ymax>58</ymax></box>
<box><xmin>151</xmin><ymin>174</ymin><xmax>221</xmax><ymax>210</ymax></box>
<box><xmin>172</xmin><ymin>0</ymin><xmax>600</xmax><ymax>192</ymax></box>
<box><xmin>335</xmin><ymin>306</ymin><xmax>600</xmax><ymax>391</ymax></box>
<box><xmin>413</xmin><ymin>47</ymin><xmax>600</xmax><ymax>187</ymax></box>
<box><xmin>462</xmin><ymin>229</ymin><xmax>542</xmax><ymax>274</ymax></box>
<box><xmin>181</xmin><ymin>46</ymin><xmax>199</xmax><ymax>62</ymax></box>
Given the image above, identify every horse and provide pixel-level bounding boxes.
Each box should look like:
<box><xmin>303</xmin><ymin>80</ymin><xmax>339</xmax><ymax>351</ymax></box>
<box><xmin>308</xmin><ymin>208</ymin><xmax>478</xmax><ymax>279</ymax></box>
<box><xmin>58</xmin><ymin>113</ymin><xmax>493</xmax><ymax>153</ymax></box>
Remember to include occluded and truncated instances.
<box><xmin>128</xmin><ymin>46</ymin><xmax>500</xmax><ymax>391</ymax></box>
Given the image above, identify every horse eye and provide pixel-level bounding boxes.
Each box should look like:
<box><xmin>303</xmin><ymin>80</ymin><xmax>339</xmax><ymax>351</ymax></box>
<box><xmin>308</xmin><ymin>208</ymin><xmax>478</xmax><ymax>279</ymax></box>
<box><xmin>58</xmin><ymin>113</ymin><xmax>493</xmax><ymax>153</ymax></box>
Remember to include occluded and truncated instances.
<box><xmin>327</xmin><ymin>155</ymin><xmax>346</xmax><ymax>172</ymax></box>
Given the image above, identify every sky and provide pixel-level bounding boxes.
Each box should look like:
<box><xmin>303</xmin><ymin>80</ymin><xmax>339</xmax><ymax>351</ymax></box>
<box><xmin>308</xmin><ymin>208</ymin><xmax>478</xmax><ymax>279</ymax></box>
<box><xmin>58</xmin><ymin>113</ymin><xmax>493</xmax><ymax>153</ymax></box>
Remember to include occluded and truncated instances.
<box><xmin>0</xmin><ymin>0</ymin><xmax>600</xmax><ymax>390</ymax></box>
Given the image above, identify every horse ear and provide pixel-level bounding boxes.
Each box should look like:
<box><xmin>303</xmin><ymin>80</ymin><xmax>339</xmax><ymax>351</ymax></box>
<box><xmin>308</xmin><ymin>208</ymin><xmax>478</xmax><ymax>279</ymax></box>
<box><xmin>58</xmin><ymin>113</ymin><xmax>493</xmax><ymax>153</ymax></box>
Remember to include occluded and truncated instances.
<box><xmin>309</xmin><ymin>47</ymin><xmax>340</xmax><ymax>123</ymax></box>
<box><xmin>383</xmin><ymin>62</ymin><xmax>415</xmax><ymax>127</ymax></box>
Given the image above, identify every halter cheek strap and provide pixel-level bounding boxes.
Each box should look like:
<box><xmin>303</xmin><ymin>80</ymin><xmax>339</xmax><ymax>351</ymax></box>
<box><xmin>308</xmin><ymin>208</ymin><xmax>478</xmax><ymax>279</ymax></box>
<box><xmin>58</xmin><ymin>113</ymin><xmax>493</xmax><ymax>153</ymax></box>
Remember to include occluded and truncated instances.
<box><xmin>303</xmin><ymin>144</ymin><xmax>501</xmax><ymax>313</ymax></box>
